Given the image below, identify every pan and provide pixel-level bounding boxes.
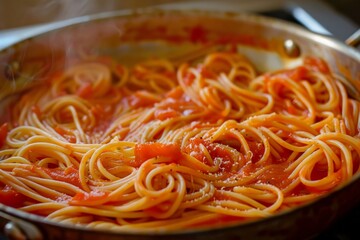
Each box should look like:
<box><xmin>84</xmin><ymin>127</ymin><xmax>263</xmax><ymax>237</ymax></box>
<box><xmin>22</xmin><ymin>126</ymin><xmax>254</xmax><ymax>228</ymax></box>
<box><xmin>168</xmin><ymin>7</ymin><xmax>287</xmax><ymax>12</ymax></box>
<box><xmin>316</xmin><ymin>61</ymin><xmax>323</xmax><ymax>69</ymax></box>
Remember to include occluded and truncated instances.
<box><xmin>0</xmin><ymin>9</ymin><xmax>360</xmax><ymax>240</ymax></box>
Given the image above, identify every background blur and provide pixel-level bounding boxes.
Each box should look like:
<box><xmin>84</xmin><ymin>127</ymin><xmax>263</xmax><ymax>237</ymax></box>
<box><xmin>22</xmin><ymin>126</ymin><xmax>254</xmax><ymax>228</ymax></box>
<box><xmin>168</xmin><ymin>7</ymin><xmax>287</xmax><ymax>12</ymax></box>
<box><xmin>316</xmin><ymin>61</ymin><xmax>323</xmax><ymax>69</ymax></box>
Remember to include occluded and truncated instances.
<box><xmin>0</xmin><ymin>0</ymin><xmax>359</xmax><ymax>30</ymax></box>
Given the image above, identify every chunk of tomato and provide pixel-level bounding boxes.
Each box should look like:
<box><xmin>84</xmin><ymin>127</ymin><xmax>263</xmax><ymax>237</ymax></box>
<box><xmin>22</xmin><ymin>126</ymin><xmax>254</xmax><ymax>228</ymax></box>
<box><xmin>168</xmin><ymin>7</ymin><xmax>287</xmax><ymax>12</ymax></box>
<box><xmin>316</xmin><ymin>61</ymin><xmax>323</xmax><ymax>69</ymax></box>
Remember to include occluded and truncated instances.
<box><xmin>0</xmin><ymin>188</ymin><xmax>27</xmax><ymax>208</ymax></box>
<box><xmin>76</xmin><ymin>82</ymin><xmax>93</xmax><ymax>98</ymax></box>
<box><xmin>70</xmin><ymin>191</ymin><xmax>109</xmax><ymax>206</ymax></box>
<box><xmin>43</xmin><ymin>166</ymin><xmax>81</xmax><ymax>188</ymax></box>
<box><xmin>134</xmin><ymin>142</ymin><xmax>182</xmax><ymax>166</ymax></box>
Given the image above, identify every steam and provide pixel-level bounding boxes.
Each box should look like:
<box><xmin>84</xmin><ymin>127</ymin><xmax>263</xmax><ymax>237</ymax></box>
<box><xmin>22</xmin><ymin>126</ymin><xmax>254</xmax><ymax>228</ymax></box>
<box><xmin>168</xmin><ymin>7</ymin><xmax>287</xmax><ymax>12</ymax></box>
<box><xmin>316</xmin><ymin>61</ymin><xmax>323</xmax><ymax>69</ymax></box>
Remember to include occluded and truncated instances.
<box><xmin>27</xmin><ymin>0</ymin><xmax>99</xmax><ymax>25</ymax></box>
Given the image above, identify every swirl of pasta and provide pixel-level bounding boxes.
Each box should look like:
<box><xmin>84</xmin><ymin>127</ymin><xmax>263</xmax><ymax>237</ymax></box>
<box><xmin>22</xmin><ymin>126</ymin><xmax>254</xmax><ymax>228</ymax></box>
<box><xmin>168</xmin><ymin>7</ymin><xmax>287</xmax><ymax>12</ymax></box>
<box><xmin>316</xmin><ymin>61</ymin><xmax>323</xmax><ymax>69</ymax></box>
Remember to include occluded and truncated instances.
<box><xmin>1</xmin><ymin>51</ymin><xmax>360</xmax><ymax>232</ymax></box>
<box><xmin>52</xmin><ymin>63</ymin><xmax>112</xmax><ymax>98</ymax></box>
<box><xmin>129</xmin><ymin>59</ymin><xmax>177</xmax><ymax>93</ymax></box>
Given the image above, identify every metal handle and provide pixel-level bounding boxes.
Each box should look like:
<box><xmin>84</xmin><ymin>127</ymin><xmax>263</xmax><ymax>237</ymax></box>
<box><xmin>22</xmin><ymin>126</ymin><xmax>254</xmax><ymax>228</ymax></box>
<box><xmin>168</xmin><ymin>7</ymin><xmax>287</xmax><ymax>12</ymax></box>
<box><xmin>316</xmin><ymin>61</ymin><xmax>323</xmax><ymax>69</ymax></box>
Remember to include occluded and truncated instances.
<box><xmin>345</xmin><ymin>29</ymin><xmax>360</xmax><ymax>48</ymax></box>
<box><xmin>0</xmin><ymin>211</ymin><xmax>43</xmax><ymax>240</ymax></box>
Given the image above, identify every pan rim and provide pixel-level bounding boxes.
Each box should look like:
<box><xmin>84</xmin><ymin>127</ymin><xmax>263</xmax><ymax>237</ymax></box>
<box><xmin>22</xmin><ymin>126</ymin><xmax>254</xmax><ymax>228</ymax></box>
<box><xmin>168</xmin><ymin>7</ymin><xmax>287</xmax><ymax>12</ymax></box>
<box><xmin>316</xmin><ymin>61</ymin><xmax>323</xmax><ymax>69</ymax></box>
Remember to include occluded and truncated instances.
<box><xmin>1</xmin><ymin>8</ymin><xmax>360</xmax><ymax>237</ymax></box>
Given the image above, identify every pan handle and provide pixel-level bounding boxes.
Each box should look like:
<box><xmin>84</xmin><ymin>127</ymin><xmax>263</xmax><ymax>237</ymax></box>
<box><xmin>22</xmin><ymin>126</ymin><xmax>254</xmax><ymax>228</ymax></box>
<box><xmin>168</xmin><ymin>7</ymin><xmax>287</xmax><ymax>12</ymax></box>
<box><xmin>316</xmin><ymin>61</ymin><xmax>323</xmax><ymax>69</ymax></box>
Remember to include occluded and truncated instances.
<box><xmin>345</xmin><ymin>29</ymin><xmax>360</xmax><ymax>48</ymax></box>
<box><xmin>0</xmin><ymin>211</ymin><xmax>43</xmax><ymax>240</ymax></box>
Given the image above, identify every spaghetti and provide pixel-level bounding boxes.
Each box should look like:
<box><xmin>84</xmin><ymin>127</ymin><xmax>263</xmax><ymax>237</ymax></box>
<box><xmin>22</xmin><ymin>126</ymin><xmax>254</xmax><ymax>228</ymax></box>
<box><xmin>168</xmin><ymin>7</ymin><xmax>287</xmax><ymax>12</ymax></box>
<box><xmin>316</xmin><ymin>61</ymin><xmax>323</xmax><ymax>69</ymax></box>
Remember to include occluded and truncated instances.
<box><xmin>0</xmin><ymin>51</ymin><xmax>360</xmax><ymax>232</ymax></box>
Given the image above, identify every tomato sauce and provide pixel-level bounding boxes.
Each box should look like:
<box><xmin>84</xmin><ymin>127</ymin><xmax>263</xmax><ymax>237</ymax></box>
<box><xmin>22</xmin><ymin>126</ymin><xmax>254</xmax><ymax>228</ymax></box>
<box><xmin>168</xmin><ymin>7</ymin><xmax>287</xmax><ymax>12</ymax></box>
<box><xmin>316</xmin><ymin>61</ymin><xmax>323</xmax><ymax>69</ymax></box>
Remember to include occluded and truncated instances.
<box><xmin>183</xmin><ymin>138</ymin><xmax>241</xmax><ymax>172</ymax></box>
<box><xmin>0</xmin><ymin>186</ymin><xmax>28</xmax><ymax>208</ymax></box>
<box><xmin>54</xmin><ymin>125</ymin><xmax>76</xmax><ymax>143</ymax></box>
<box><xmin>70</xmin><ymin>190</ymin><xmax>109</xmax><ymax>206</ymax></box>
<box><xmin>304</xmin><ymin>56</ymin><xmax>330</xmax><ymax>74</ymax></box>
<box><xmin>134</xmin><ymin>142</ymin><xmax>182</xmax><ymax>166</ymax></box>
<box><xmin>189</xmin><ymin>25</ymin><xmax>208</xmax><ymax>43</ymax></box>
<box><xmin>76</xmin><ymin>82</ymin><xmax>94</xmax><ymax>98</ymax></box>
<box><xmin>31</xmin><ymin>105</ymin><xmax>42</xmax><ymax>118</ymax></box>
<box><xmin>43</xmin><ymin>166</ymin><xmax>82</xmax><ymax>188</ymax></box>
<box><xmin>255</xmin><ymin>163</ymin><xmax>293</xmax><ymax>189</ymax></box>
<box><xmin>125</xmin><ymin>91</ymin><xmax>159</xmax><ymax>108</ymax></box>
<box><xmin>247</xmin><ymin>141</ymin><xmax>265</xmax><ymax>163</ymax></box>
<box><xmin>0</xmin><ymin>123</ymin><xmax>8</xmax><ymax>148</ymax></box>
<box><xmin>283</xmin><ymin>66</ymin><xmax>308</xmax><ymax>82</ymax></box>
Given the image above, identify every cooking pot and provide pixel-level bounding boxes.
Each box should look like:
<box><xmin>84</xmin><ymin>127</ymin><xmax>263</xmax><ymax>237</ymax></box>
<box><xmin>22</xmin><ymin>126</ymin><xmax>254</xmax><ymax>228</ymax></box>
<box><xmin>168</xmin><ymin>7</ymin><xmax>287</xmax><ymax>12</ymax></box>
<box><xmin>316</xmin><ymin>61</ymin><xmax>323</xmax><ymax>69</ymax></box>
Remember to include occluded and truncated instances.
<box><xmin>0</xmin><ymin>8</ymin><xmax>360</xmax><ymax>240</ymax></box>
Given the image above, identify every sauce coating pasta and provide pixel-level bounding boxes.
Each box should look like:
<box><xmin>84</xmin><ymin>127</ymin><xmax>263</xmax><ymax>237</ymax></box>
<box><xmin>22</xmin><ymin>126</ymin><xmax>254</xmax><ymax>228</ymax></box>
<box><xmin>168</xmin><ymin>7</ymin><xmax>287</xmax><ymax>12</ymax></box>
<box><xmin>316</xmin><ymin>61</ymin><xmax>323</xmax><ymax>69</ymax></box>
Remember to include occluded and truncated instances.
<box><xmin>0</xmin><ymin>51</ymin><xmax>360</xmax><ymax>232</ymax></box>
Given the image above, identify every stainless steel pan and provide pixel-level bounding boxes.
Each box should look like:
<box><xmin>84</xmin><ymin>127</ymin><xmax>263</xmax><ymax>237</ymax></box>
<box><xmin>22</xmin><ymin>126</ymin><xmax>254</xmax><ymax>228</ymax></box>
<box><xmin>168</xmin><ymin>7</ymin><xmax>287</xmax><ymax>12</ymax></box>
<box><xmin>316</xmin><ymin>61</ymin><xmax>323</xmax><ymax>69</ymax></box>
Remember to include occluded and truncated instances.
<box><xmin>0</xmin><ymin>9</ymin><xmax>360</xmax><ymax>240</ymax></box>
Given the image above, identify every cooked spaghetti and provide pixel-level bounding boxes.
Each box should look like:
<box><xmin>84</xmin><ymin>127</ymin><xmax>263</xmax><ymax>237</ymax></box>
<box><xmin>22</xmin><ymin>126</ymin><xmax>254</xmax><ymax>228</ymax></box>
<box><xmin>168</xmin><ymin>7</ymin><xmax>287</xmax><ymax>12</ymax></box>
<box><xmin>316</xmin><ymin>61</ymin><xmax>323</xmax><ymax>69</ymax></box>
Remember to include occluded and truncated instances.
<box><xmin>0</xmin><ymin>51</ymin><xmax>360</xmax><ymax>232</ymax></box>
